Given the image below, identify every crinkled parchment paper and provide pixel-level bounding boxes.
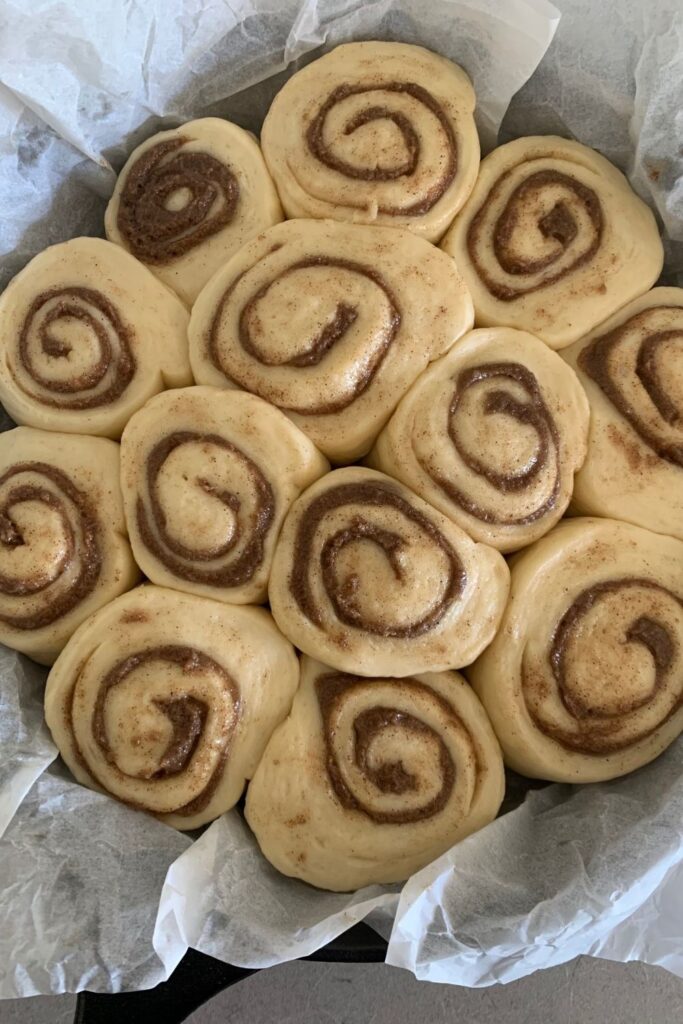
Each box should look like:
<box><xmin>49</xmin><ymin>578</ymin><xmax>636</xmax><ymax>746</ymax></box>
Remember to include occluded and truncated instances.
<box><xmin>1</xmin><ymin>0</ymin><xmax>682</xmax><ymax>997</ymax></box>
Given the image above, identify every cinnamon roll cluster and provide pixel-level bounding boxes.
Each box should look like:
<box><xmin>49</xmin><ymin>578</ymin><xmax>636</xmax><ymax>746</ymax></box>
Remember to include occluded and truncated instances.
<box><xmin>2</xmin><ymin>40</ymin><xmax>680</xmax><ymax>891</ymax></box>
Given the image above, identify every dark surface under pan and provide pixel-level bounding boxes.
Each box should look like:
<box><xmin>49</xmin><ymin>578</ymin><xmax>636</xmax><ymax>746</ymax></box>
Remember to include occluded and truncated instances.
<box><xmin>74</xmin><ymin>923</ymin><xmax>387</xmax><ymax>1024</ymax></box>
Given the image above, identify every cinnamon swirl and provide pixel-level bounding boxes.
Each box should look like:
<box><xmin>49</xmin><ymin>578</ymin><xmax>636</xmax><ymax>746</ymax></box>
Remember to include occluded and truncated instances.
<box><xmin>369</xmin><ymin>327</ymin><xmax>590</xmax><ymax>551</ymax></box>
<box><xmin>469</xmin><ymin>518</ymin><xmax>683</xmax><ymax>782</ymax></box>
<box><xmin>0</xmin><ymin>238</ymin><xmax>191</xmax><ymax>438</ymax></box>
<box><xmin>189</xmin><ymin>218</ymin><xmax>473</xmax><ymax>462</ymax></box>
<box><xmin>44</xmin><ymin>585</ymin><xmax>299</xmax><ymax>829</ymax></box>
<box><xmin>268</xmin><ymin>467</ymin><xmax>509</xmax><ymax>676</ymax></box>
<box><xmin>563</xmin><ymin>288</ymin><xmax>683</xmax><ymax>542</ymax></box>
<box><xmin>0</xmin><ymin>427</ymin><xmax>138</xmax><ymax>664</ymax></box>
<box><xmin>105</xmin><ymin>118</ymin><xmax>282</xmax><ymax>306</ymax></box>
<box><xmin>120</xmin><ymin>386</ymin><xmax>328</xmax><ymax>603</ymax></box>
<box><xmin>441</xmin><ymin>137</ymin><xmax>663</xmax><ymax>349</ymax></box>
<box><xmin>261</xmin><ymin>43</ymin><xmax>479</xmax><ymax>241</ymax></box>
<box><xmin>245</xmin><ymin>656</ymin><xmax>504</xmax><ymax>890</ymax></box>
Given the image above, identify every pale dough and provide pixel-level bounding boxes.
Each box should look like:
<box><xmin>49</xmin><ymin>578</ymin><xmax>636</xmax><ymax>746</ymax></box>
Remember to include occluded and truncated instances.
<box><xmin>105</xmin><ymin>118</ymin><xmax>283</xmax><ymax>306</ymax></box>
<box><xmin>189</xmin><ymin>218</ymin><xmax>474</xmax><ymax>462</ymax></box>
<box><xmin>469</xmin><ymin>518</ymin><xmax>683</xmax><ymax>783</ymax></box>
<box><xmin>441</xmin><ymin>136</ymin><xmax>663</xmax><ymax>349</ymax></box>
<box><xmin>0</xmin><ymin>238</ymin><xmax>191</xmax><ymax>438</ymax></box>
<box><xmin>120</xmin><ymin>386</ymin><xmax>328</xmax><ymax>603</ymax></box>
<box><xmin>268</xmin><ymin>466</ymin><xmax>510</xmax><ymax>677</ymax></box>
<box><xmin>0</xmin><ymin>426</ymin><xmax>138</xmax><ymax>665</ymax></box>
<box><xmin>44</xmin><ymin>585</ymin><xmax>299</xmax><ymax>829</ymax></box>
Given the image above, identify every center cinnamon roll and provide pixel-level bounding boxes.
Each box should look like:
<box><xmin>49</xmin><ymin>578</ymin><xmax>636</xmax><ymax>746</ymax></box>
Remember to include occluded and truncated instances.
<box><xmin>268</xmin><ymin>467</ymin><xmax>509</xmax><ymax>677</ymax></box>
<box><xmin>44</xmin><ymin>586</ymin><xmax>300</xmax><ymax>830</ymax></box>
<box><xmin>189</xmin><ymin>218</ymin><xmax>474</xmax><ymax>462</ymax></box>
<box><xmin>120</xmin><ymin>387</ymin><xmax>328</xmax><ymax>605</ymax></box>
<box><xmin>369</xmin><ymin>327</ymin><xmax>589</xmax><ymax>551</ymax></box>
<box><xmin>441</xmin><ymin>136</ymin><xmax>663</xmax><ymax>349</ymax></box>
<box><xmin>245</xmin><ymin>656</ymin><xmax>505</xmax><ymax>890</ymax></box>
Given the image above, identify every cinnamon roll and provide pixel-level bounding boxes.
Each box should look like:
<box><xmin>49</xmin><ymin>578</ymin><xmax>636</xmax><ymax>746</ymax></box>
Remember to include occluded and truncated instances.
<box><xmin>469</xmin><ymin>518</ymin><xmax>683</xmax><ymax>783</ymax></box>
<box><xmin>44</xmin><ymin>585</ymin><xmax>299</xmax><ymax>829</ymax></box>
<box><xmin>268</xmin><ymin>467</ymin><xmax>509</xmax><ymax>676</ymax></box>
<box><xmin>189</xmin><ymin>218</ymin><xmax>473</xmax><ymax>462</ymax></box>
<box><xmin>245</xmin><ymin>655</ymin><xmax>504</xmax><ymax>890</ymax></box>
<box><xmin>0</xmin><ymin>426</ymin><xmax>138</xmax><ymax>665</ymax></box>
<box><xmin>105</xmin><ymin>118</ymin><xmax>282</xmax><ymax>306</ymax></box>
<box><xmin>369</xmin><ymin>327</ymin><xmax>590</xmax><ymax>551</ymax></box>
<box><xmin>0</xmin><ymin>238</ymin><xmax>191</xmax><ymax>438</ymax></box>
<box><xmin>261</xmin><ymin>42</ymin><xmax>479</xmax><ymax>241</ymax></box>
<box><xmin>120</xmin><ymin>386</ymin><xmax>328</xmax><ymax>604</ymax></box>
<box><xmin>441</xmin><ymin>137</ymin><xmax>663</xmax><ymax>349</ymax></box>
<box><xmin>562</xmin><ymin>288</ymin><xmax>683</xmax><ymax>542</ymax></box>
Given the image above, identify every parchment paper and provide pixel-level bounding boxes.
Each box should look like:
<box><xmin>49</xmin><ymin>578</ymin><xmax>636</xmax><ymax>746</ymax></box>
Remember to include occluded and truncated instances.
<box><xmin>1</xmin><ymin>0</ymin><xmax>682</xmax><ymax>997</ymax></box>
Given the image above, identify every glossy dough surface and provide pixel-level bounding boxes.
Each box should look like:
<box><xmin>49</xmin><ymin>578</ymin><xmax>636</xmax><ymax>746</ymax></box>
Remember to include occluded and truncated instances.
<box><xmin>563</xmin><ymin>288</ymin><xmax>683</xmax><ymax>541</ymax></box>
<box><xmin>369</xmin><ymin>327</ymin><xmax>589</xmax><ymax>551</ymax></box>
<box><xmin>189</xmin><ymin>218</ymin><xmax>473</xmax><ymax>462</ymax></box>
<box><xmin>105</xmin><ymin>118</ymin><xmax>282</xmax><ymax>306</ymax></box>
<box><xmin>0</xmin><ymin>427</ymin><xmax>138</xmax><ymax>665</ymax></box>
<box><xmin>120</xmin><ymin>386</ymin><xmax>328</xmax><ymax>603</ymax></box>
<box><xmin>44</xmin><ymin>585</ymin><xmax>299</xmax><ymax>829</ymax></box>
<box><xmin>469</xmin><ymin>518</ymin><xmax>683</xmax><ymax>783</ymax></box>
<box><xmin>0</xmin><ymin>238</ymin><xmax>191</xmax><ymax>438</ymax></box>
<box><xmin>442</xmin><ymin>136</ymin><xmax>663</xmax><ymax>349</ymax></box>
<box><xmin>268</xmin><ymin>467</ymin><xmax>510</xmax><ymax>676</ymax></box>
<box><xmin>261</xmin><ymin>42</ymin><xmax>479</xmax><ymax>241</ymax></box>
<box><xmin>245</xmin><ymin>656</ymin><xmax>504</xmax><ymax>890</ymax></box>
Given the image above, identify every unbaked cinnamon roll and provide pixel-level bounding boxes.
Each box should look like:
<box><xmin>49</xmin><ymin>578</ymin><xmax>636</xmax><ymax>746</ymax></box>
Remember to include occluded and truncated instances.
<box><xmin>0</xmin><ymin>238</ymin><xmax>191</xmax><ymax>438</ymax></box>
<box><xmin>469</xmin><ymin>518</ymin><xmax>683</xmax><ymax>783</ymax></box>
<box><xmin>120</xmin><ymin>386</ymin><xmax>328</xmax><ymax>603</ymax></box>
<box><xmin>562</xmin><ymin>288</ymin><xmax>683</xmax><ymax>542</ymax></box>
<box><xmin>189</xmin><ymin>218</ymin><xmax>473</xmax><ymax>462</ymax></box>
<box><xmin>369</xmin><ymin>327</ymin><xmax>590</xmax><ymax>551</ymax></box>
<box><xmin>0</xmin><ymin>426</ymin><xmax>138</xmax><ymax>664</ymax></box>
<box><xmin>268</xmin><ymin>467</ymin><xmax>509</xmax><ymax>676</ymax></box>
<box><xmin>245</xmin><ymin>655</ymin><xmax>504</xmax><ymax>890</ymax></box>
<box><xmin>261</xmin><ymin>43</ymin><xmax>479</xmax><ymax>242</ymax></box>
<box><xmin>44</xmin><ymin>585</ymin><xmax>299</xmax><ymax>829</ymax></box>
<box><xmin>441</xmin><ymin>137</ymin><xmax>663</xmax><ymax>349</ymax></box>
<box><xmin>105</xmin><ymin>118</ymin><xmax>282</xmax><ymax>306</ymax></box>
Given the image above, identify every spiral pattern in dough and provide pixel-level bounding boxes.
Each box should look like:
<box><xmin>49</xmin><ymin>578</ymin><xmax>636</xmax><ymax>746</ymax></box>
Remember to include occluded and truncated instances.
<box><xmin>469</xmin><ymin>518</ymin><xmax>683</xmax><ymax>783</ymax></box>
<box><xmin>105</xmin><ymin>118</ymin><xmax>282</xmax><ymax>305</ymax></box>
<box><xmin>190</xmin><ymin>218</ymin><xmax>473</xmax><ymax>462</ymax></box>
<box><xmin>441</xmin><ymin>137</ymin><xmax>663</xmax><ymax>349</ymax></box>
<box><xmin>120</xmin><ymin>387</ymin><xmax>328</xmax><ymax>603</ymax></box>
<box><xmin>261</xmin><ymin>43</ymin><xmax>479</xmax><ymax>241</ymax></box>
<box><xmin>44</xmin><ymin>586</ymin><xmax>299</xmax><ymax>829</ymax></box>
<box><xmin>245</xmin><ymin>656</ymin><xmax>504</xmax><ymax>890</ymax></box>
<box><xmin>0</xmin><ymin>427</ymin><xmax>138</xmax><ymax>664</ymax></box>
<box><xmin>563</xmin><ymin>289</ymin><xmax>683</xmax><ymax>541</ymax></box>
<box><xmin>0</xmin><ymin>238</ymin><xmax>191</xmax><ymax>438</ymax></box>
<box><xmin>268</xmin><ymin>467</ymin><xmax>509</xmax><ymax>676</ymax></box>
<box><xmin>370</xmin><ymin>327</ymin><xmax>589</xmax><ymax>551</ymax></box>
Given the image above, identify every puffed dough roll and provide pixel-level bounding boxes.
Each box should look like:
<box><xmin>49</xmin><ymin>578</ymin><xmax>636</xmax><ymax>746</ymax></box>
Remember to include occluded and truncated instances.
<box><xmin>0</xmin><ymin>238</ymin><xmax>191</xmax><ymax>438</ymax></box>
<box><xmin>105</xmin><ymin>118</ymin><xmax>283</xmax><ymax>306</ymax></box>
<box><xmin>369</xmin><ymin>327</ymin><xmax>590</xmax><ymax>552</ymax></box>
<box><xmin>189</xmin><ymin>218</ymin><xmax>473</xmax><ymax>462</ymax></box>
<box><xmin>120</xmin><ymin>387</ymin><xmax>328</xmax><ymax>604</ymax></box>
<box><xmin>45</xmin><ymin>585</ymin><xmax>299</xmax><ymax>830</ymax></box>
<box><xmin>268</xmin><ymin>467</ymin><xmax>509</xmax><ymax>677</ymax></box>
<box><xmin>261</xmin><ymin>42</ymin><xmax>479</xmax><ymax>241</ymax></box>
<box><xmin>0</xmin><ymin>427</ymin><xmax>138</xmax><ymax>665</ymax></box>
<box><xmin>562</xmin><ymin>288</ymin><xmax>683</xmax><ymax>542</ymax></box>
<box><xmin>469</xmin><ymin>518</ymin><xmax>683</xmax><ymax>783</ymax></box>
<box><xmin>441</xmin><ymin>137</ymin><xmax>663</xmax><ymax>349</ymax></box>
<box><xmin>245</xmin><ymin>656</ymin><xmax>505</xmax><ymax>891</ymax></box>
